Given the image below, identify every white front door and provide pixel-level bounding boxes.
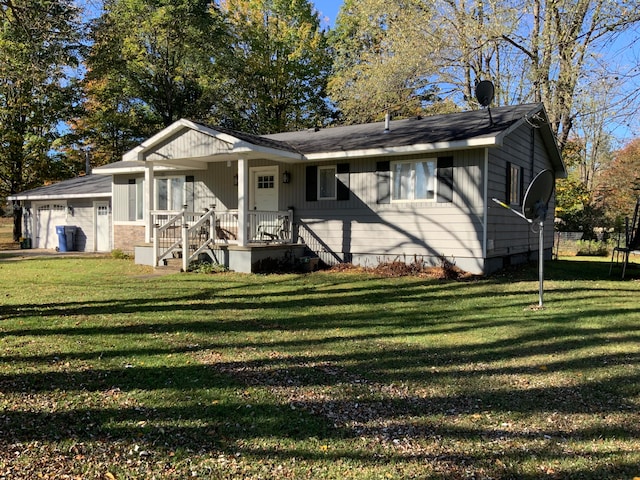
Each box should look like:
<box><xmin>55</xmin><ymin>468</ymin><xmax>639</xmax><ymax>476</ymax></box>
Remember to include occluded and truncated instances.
<box><xmin>250</xmin><ymin>166</ymin><xmax>279</xmax><ymax>211</ymax></box>
<box><xmin>35</xmin><ymin>202</ymin><xmax>67</xmax><ymax>249</ymax></box>
<box><xmin>95</xmin><ymin>202</ymin><xmax>110</xmax><ymax>252</ymax></box>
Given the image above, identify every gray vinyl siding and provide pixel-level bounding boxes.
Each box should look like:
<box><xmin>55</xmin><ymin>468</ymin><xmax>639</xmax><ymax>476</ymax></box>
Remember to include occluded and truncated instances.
<box><xmin>113</xmin><ymin>175</ymin><xmax>143</xmax><ymax>222</ymax></box>
<box><xmin>281</xmin><ymin>151</ymin><xmax>486</xmax><ymax>271</ymax></box>
<box><xmin>487</xmin><ymin>123</ymin><xmax>555</xmax><ymax>259</ymax></box>
<box><xmin>146</xmin><ymin>128</ymin><xmax>231</xmax><ymax>161</ymax></box>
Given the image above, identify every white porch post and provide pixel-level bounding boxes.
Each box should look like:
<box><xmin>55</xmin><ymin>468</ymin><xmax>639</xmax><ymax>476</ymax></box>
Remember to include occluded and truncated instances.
<box><xmin>144</xmin><ymin>160</ymin><xmax>155</xmax><ymax>243</ymax></box>
<box><xmin>237</xmin><ymin>157</ymin><xmax>249</xmax><ymax>246</ymax></box>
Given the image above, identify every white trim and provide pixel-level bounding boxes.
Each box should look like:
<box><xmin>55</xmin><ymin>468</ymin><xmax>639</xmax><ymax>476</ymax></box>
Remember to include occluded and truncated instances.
<box><xmin>8</xmin><ymin>193</ymin><xmax>111</xmax><ymax>201</ymax></box>
<box><xmin>93</xmin><ymin>200</ymin><xmax>111</xmax><ymax>252</ymax></box>
<box><xmin>93</xmin><ymin>164</ymin><xmax>176</xmax><ymax>175</ymax></box>
<box><xmin>250</xmin><ymin>165</ymin><xmax>280</xmax><ymax>210</ymax></box>
<box><xmin>389</xmin><ymin>158</ymin><xmax>437</xmax><ymax>203</ymax></box>
<box><xmin>33</xmin><ymin>200</ymin><xmax>68</xmax><ymax>249</ymax></box>
<box><xmin>317</xmin><ymin>165</ymin><xmax>337</xmax><ymax>200</ymax></box>
<box><xmin>303</xmin><ymin>136</ymin><xmax>502</xmax><ymax>162</ymax></box>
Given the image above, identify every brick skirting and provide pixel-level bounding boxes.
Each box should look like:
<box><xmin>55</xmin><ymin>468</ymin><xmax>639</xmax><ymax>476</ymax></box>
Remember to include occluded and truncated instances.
<box><xmin>114</xmin><ymin>224</ymin><xmax>146</xmax><ymax>254</ymax></box>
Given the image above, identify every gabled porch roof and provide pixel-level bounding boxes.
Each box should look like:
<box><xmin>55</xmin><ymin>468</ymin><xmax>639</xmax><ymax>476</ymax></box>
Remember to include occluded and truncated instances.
<box><xmin>121</xmin><ymin>119</ymin><xmax>303</xmax><ymax>169</ymax></box>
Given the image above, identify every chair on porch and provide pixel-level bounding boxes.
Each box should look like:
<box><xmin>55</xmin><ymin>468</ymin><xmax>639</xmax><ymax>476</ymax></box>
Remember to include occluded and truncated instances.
<box><xmin>609</xmin><ymin>197</ymin><xmax>640</xmax><ymax>279</ymax></box>
<box><xmin>255</xmin><ymin>216</ymin><xmax>289</xmax><ymax>242</ymax></box>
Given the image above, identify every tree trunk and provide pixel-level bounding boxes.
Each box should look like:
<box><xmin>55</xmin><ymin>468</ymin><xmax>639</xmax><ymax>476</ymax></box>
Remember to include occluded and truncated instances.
<box><xmin>12</xmin><ymin>201</ymin><xmax>22</xmax><ymax>242</ymax></box>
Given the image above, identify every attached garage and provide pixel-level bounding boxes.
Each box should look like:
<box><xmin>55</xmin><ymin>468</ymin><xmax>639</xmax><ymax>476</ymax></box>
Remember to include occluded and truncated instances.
<box><xmin>34</xmin><ymin>202</ymin><xmax>68</xmax><ymax>249</ymax></box>
<box><xmin>7</xmin><ymin>175</ymin><xmax>113</xmax><ymax>252</ymax></box>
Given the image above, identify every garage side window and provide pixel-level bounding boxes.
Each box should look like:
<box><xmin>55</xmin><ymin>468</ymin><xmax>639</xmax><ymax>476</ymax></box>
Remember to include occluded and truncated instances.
<box><xmin>507</xmin><ymin>163</ymin><xmax>523</xmax><ymax>206</ymax></box>
<box><xmin>128</xmin><ymin>178</ymin><xmax>144</xmax><ymax>221</ymax></box>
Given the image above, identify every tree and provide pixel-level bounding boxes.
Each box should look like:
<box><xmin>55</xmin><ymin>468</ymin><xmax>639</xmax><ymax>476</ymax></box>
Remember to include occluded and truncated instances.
<box><xmin>328</xmin><ymin>0</ymin><xmax>451</xmax><ymax>124</ymax></box>
<box><xmin>597</xmin><ymin>138</ymin><xmax>640</xmax><ymax>224</ymax></box>
<box><xmin>0</xmin><ymin>0</ymin><xmax>82</xmax><ymax>240</ymax></box>
<box><xmin>499</xmin><ymin>0</ymin><xmax>640</xmax><ymax>149</ymax></box>
<box><xmin>81</xmin><ymin>0</ymin><xmax>228</xmax><ymax>141</ymax></box>
<box><xmin>218</xmin><ymin>0</ymin><xmax>332</xmax><ymax>134</ymax></box>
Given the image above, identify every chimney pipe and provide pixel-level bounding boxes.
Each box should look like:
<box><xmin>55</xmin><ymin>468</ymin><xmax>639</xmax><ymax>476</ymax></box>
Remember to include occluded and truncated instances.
<box><xmin>384</xmin><ymin>111</ymin><xmax>390</xmax><ymax>133</ymax></box>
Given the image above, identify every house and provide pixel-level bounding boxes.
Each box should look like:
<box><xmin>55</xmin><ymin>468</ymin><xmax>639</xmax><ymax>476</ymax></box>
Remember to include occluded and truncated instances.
<box><xmin>10</xmin><ymin>103</ymin><xmax>566</xmax><ymax>274</ymax></box>
<box><xmin>7</xmin><ymin>174</ymin><xmax>112</xmax><ymax>252</ymax></box>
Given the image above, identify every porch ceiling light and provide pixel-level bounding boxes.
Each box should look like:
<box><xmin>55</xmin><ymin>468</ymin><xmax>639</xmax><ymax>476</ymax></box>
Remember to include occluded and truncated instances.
<box><xmin>282</xmin><ymin>171</ymin><xmax>291</xmax><ymax>184</ymax></box>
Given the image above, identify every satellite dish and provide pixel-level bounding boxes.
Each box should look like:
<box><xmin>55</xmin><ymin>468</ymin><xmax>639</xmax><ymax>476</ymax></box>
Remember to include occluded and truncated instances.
<box><xmin>522</xmin><ymin>169</ymin><xmax>554</xmax><ymax>221</ymax></box>
<box><xmin>492</xmin><ymin>168</ymin><xmax>555</xmax><ymax>309</ymax></box>
<box><xmin>475</xmin><ymin>80</ymin><xmax>495</xmax><ymax>107</ymax></box>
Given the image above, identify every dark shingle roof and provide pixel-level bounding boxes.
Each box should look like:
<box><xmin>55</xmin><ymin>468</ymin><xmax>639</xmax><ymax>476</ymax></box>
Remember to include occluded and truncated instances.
<box><xmin>264</xmin><ymin>104</ymin><xmax>541</xmax><ymax>154</ymax></box>
<box><xmin>8</xmin><ymin>174</ymin><xmax>111</xmax><ymax>200</ymax></box>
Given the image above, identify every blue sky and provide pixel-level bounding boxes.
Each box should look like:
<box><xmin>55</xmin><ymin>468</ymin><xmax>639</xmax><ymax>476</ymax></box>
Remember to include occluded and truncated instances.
<box><xmin>314</xmin><ymin>0</ymin><xmax>343</xmax><ymax>28</ymax></box>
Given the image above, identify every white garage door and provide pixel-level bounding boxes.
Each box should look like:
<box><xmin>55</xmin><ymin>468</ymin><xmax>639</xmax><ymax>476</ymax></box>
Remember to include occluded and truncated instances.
<box><xmin>36</xmin><ymin>203</ymin><xmax>67</xmax><ymax>249</ymax></box>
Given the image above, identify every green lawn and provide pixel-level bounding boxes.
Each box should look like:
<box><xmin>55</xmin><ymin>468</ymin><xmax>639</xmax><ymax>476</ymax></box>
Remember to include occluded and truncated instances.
<box><xmin>0</xmin><ymin>255</ymin><xmax>639</xmax><ymax>479</ymax></box>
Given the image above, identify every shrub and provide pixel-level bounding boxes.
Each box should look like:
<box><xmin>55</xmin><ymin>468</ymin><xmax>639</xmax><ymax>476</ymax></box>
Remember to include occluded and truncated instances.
<box><xmin>575</xmin><ymin>239</ymin><xmax>610</xmax><ymax>257</ymax></box>
<box><xmin>188</xmin><ymin>260</ymin><xmax>228</xmax><ymax>274</ymax></box>
<box><xmin>110</xmin><ymin>249</ymin><xmax>131</xmax><ymax>260</ymax></box>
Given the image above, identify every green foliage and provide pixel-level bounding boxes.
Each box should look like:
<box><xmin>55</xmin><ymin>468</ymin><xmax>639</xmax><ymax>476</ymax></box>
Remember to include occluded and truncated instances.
<box><xmin>188</xmin><ymin>259</ymin><xmax>228</xmax><ymax>273</ymax></box>
<box><xmin>218</xmin><ymin>0</ymin><xmax>333</xmax><ymax>133</ymax></box>
<box><xmin>81</xmin><ymin>0</ymin><xmax>228</xmax><ymax>141</ymax></box>
<box><xmin>574</xmin><ymin>239</ymin><xmax>610</xmax><ymax>256</ymax></box>
<box><xmin>110</xmin><ymin>248</ymin><xmax>130</xmax><ymax>259</ymax></box>
<box><xmin>328</xmin><ymin>0</ymin><xmax>444</xmax><ymax>123</ymax></box>
<box><xmin>0</xmin><ymin>1</ymin><xmax>82</xmax><ymax>197</ymax></box>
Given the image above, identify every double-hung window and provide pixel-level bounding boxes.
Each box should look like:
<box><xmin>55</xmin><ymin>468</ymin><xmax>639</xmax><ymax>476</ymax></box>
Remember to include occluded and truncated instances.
<box><xmin>391</xmin><ymin>159</ymin><xmax>436</xmax><ymax>201</ymax></box>
<box><xmin>318</xmin><ymin>165</ymin><xmax>336</xmax><ymax>200</ymax></box>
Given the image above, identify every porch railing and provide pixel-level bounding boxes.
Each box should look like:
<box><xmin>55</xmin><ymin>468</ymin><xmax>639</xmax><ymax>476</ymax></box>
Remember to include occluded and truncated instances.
<box><xmin>151</xmin><ymin>208</ymin><xmax>293</xmax><ymax>271</ymax></box>
<box><xmin>248</xmin><ymin>210</ymin><xmax>293</xmax><ymax>243</ymax></box>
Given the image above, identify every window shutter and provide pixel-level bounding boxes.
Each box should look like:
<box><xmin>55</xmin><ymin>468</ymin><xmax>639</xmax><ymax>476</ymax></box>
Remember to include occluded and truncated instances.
<box><xmin>506</xmin><ymin>162</ymin><xmax>512</xmax><ymax>203</ymax></box>
<box><xmin>376</xmin><ymin>161</ymin><xmax>390</xmax><ymax>204</ymax></box>
<box><xmin>185</xmin><ymin>175</ymin><xmax>195</xmax><ymax>211</ymax></box>
<box><xmin>337</xmin><ymin>163</ymin><xmax>350</xmax><ymax>201</ymax></box>
<box><xmin>306</xmin><ymin>166</ymin><xmax>318</xmax><ymax>201</ymax></box>
<box><xmin>437</xmin><ymin>157</ymin><xmax>453</xmax><ymax>203</ymax></box>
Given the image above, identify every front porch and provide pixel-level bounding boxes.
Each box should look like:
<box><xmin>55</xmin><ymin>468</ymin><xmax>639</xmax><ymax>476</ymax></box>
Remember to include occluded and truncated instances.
<box><xmin>134</xmin><ymin>207</ymin><xmax>314</xmax><ymax>273</ymax></box>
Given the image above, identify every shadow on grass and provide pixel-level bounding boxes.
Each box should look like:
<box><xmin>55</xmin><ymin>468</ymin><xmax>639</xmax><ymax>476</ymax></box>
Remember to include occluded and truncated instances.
<box><xmin>1</xmin><ymin>258</ymin><xmax>640</xmax><ymax>477</ymax></box>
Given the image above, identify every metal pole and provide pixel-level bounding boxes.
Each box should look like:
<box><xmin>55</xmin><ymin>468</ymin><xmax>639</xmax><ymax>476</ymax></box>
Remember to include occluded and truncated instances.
<box><xmin>539</xmin><ymin>219</ymin><xmax>544</xmax><ymax>308</ymax></box>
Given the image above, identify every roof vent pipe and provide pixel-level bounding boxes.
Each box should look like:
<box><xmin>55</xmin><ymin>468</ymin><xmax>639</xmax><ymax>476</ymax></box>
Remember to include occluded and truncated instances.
<box><xmin>384</xmin><ymin>111</ymin><xmax>390</xmax><ymax>133</ymax></box>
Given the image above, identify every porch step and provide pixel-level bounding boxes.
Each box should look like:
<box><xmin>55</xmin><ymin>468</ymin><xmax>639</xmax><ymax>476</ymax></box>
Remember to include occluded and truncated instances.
<box><xmin>157</xmin><ymin>257</ymin><xmax>184</xmax><ymax>272</ymax></box>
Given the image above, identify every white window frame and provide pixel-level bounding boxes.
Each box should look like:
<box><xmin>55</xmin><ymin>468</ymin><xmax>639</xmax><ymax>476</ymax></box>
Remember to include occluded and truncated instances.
<box><xmin>391</xmin><ymin>158</ymin><xmax>437</xmax><ymax>202</ymax></box>
<box><xmin>318</xmin><ymin>165</ymin><xmax>337</xmax><ymax>200</ymax></box>
<box><xmin>509</xmin><ymin>164</ymin><xmax>522</xmax><ymax>206</ymax></box>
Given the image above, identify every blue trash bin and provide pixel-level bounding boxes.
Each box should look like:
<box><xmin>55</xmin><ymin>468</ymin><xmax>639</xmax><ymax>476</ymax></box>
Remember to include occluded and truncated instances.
<box><xmin>56</xmin><ymin>225</ymin><xmax>67</xmax><ymax>252</ymax></box>
<box><xmin>64</xmin><ymin>226</ymin><xmax>77</xmax><ymax>251</ymax></box>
